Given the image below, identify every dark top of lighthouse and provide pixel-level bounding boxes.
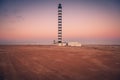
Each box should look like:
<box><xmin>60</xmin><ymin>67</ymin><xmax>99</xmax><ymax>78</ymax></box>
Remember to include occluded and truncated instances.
<box><xmin>58</xmin><ymin>3</ymin><xmax>62</xmax><ymax>8</ymax></box>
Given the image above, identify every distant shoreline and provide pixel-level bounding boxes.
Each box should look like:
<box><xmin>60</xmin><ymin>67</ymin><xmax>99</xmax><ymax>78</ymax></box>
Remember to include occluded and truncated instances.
<box><xmin>0</xmin><ymin>44</ymin><xmax>120</xmax><ymax>46</ymax></box>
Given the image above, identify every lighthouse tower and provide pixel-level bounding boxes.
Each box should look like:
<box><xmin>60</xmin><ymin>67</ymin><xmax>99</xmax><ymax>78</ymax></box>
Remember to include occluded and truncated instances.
<box><xmin>58</xmin><ymin>3</ymin><xmax>62</xmax><ymax>45</ymax></box>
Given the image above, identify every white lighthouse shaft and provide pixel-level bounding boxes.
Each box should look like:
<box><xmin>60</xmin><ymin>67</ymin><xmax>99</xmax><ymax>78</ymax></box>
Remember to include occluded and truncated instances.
<box><xmin>58</xmin><ymin>3</ymin><xmax>62</xmax><ymax>43</ymax></box>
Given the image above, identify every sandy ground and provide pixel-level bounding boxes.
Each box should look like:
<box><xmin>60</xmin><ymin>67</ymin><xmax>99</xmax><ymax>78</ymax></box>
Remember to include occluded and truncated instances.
<box><xmin>0</xmin><ymin>45</ymin><xmax>120</xmax><ymax>80</ymax></box>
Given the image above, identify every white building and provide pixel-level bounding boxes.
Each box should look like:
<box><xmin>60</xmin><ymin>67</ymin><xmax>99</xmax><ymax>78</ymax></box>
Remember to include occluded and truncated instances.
<box><xmin>68</xmin><ymin>42</ymin><xmax>82</xmax><ymax>47</ymax></box>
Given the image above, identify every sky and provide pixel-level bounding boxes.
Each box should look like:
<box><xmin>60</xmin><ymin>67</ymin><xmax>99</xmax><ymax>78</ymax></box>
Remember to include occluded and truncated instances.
<box><xmin>0</xmin><ymin>0</ymin><xmax>120</xmax><ymax>45</ymax></box>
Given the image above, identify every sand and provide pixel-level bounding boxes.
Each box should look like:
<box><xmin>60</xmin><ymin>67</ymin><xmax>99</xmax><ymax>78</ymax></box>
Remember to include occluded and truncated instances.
<box><xmin>0</xmin><ymin>45</ymin><xmax>120</xmax><ymax>80</ymax></box>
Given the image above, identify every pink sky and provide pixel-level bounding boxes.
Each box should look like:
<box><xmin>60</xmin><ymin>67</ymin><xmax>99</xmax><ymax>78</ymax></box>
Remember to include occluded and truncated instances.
<box><xmin>0</xmin><ymin>0</ymin><xmax>120</xmax><ymax>44</ymax></box>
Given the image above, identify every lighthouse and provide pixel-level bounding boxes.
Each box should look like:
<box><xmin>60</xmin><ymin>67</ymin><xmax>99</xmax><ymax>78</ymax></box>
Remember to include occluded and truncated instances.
<box><xmin>58</xmin><ymin>3</ymin><xmax>62</xmax><ymax>45</ymax></box>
